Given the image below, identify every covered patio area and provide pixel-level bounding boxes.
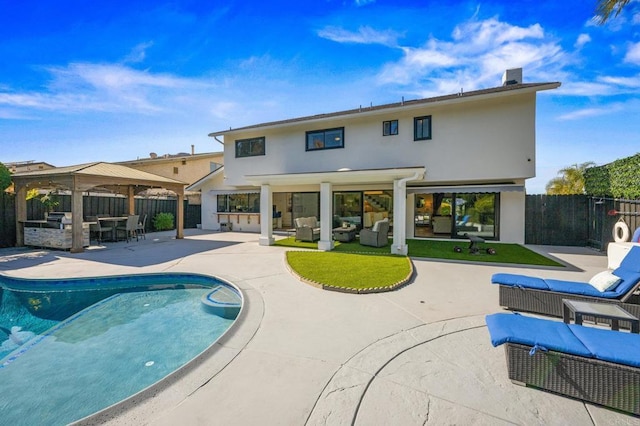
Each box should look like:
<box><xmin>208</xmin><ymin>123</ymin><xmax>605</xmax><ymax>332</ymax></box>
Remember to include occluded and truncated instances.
<box><xmin>11</xmin><ymin>162</ymin><xmax>187</xmax><ymax>253</ymax></box>
<box><xmin>244</xmin><ymin>166</ymin><xmax>425</xmax><ymax>255</ymax></box>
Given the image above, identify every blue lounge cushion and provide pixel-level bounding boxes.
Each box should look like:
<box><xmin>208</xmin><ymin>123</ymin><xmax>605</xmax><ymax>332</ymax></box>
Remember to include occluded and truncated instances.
<box><xmin>632</xmin><ymin>227</ymin><xmax>640</xmax><ymax>244</ymax></box>
<box><xmin>609</xmin><ymin>269</ymin><xmax>640</xmax><ymax>297</ymax></box>
<box><xmin>569</xmin><ymin>325</ymin><xmax>640</xmax><ymax>368</ymax></box>
<box><xmin>491</xmin><ymin>273</ymin><xmax>549</xmax><ymax>290</ymax></box>
<box><xmin>544</xmin><ymin>279</ymin><xmax>619</xmax><ymax>298</ymax></box>
<box><xmin>485</xmin><ymin>313</ymin><xmax>592</xmax><ymax>357</ymax></box>
<box><xmin>618</xmin><ymin>246</ymin><xmax>640</xmax><ymax>273</ymax></box>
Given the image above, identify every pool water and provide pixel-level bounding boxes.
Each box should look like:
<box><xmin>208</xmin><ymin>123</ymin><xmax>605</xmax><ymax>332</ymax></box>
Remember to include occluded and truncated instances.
<box><xmin>0</xmin><ymin>274</ymin><xmax>241</xmax><ymax>425</ymax></box>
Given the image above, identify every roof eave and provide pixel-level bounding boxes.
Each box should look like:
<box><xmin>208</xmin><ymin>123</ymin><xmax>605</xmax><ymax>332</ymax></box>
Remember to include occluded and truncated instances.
<box><xmin>209</xmin><ymin>82</ymin><xmax>561</xmax><ymax>137</ymax></box>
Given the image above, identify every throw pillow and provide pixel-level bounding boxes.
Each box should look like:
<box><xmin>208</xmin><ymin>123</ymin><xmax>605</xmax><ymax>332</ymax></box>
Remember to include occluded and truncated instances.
<box><xmin>588</xmin><ymin>271</ymin><xmax>622</xmax><ymax>292</ymax></box>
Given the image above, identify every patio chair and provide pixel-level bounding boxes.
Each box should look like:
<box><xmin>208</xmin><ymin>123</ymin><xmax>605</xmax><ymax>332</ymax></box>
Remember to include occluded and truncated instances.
<box><xmin>136</xmin><ymin>214</ymin><xmax>147</xmax><ymax>240</ymax></box>
<box><xmin>491</xmin><ymin>246</ymin><xmax>640</xmax><ymax>319</ymax></box>
<box><xmin>485</xmin><ymin>313</ymin><xmax>640</xmax><ymax>415</ymax></box>
<box><xmin>116</xmin><ymin>215</ymin><xmax>139</xmax><ymax>242</ymax></box>
<box><xmin>359</xmin><ymin>218</ymin><xmax>389</xmax><ymax>247</ymax></box>
<box><xmin>294</xmin><ymin>217</ymin><xmax>320</xmax><ymax>242</ymax></box>
<box><xmin>87</xmin><ymin>215</ymin><xmax>113</xmax><ymax>243</ymax></box>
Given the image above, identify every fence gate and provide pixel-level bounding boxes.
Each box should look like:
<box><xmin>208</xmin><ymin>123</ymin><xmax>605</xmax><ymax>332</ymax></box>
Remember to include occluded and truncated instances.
<box><xmin>525</xmin><ymin>194</ymin><xmax>589</xmax><ymax>246</ymax></box>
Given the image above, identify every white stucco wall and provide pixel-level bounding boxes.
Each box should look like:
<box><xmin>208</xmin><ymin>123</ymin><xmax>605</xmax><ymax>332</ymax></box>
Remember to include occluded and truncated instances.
<box><xmin>221</xmin><ymin>92</ymin><xmax>536</xmax><ymax>187</ymax></box>
<box><xmin>499</xmin><ymin>190</ymin><xmax>526</xmax><ymax>244</ymax></box>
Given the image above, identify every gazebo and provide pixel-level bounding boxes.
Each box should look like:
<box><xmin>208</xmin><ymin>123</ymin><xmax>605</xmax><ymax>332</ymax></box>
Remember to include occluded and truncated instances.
<box><xmin>12</xmin><ymin>162</ymin><xmax>187</xmax><ymax>253</ymax></box>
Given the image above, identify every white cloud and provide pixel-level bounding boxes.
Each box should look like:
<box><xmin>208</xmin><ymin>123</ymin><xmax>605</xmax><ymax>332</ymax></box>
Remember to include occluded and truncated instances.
<box><xmin>624</xmin><ymin>42</ymin><xmax>640</xmax><ymax>64</ymax></box>
<box><xmin>317</xmin><ymin>26</ymin><xmax>401</xmax><ymax>47</ymax></box>
<box><xmin>599</xmin><ymin>74</ymin><xmax>640</xmax><ymax>87</ymax></box>
<box><xmin>123</xmin><ymin>41</ymin><xmax>154</xmax><ymax>64</ymax></box>
<box><xmin>376</xmin><ymin>17</ymin><xmax>565</xmax><ymax>93</ymax></box>
<box><xmin>0</xmin><ymin>63</ymin><xmax>217</xmax><ymax>115</ymax></box>
<box><xmin>575</xmin><ymin>33</ymin><xmax>591</xmax><ymax>49</ymax></box>
<box><xmin>354</xmin><ymin>0</ymin><xmax>375</xmax><ymax>5</ymax></box>
<box><xmin>557</xmin><ymin>102</ymin><xmax>626</xmax><ymax>120</ymax></box>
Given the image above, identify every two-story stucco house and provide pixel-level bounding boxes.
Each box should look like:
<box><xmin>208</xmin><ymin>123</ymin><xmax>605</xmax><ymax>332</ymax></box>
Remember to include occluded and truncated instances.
<box><xmin>189</xmin><ymin>69</ymin><xmax>560</xmax><ymax>254</ymax></box>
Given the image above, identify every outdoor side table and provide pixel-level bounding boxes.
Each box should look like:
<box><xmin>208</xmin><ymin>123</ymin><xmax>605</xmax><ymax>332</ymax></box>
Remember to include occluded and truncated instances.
<box><xmin>332</xmin><ymin>226</ymin><xmax>356</xmax><ymax>242</ymax></box>
<box><xmin>562</xmin><ymin>299</ymin><xmax>640</xmax><ymax>333</ymax></box>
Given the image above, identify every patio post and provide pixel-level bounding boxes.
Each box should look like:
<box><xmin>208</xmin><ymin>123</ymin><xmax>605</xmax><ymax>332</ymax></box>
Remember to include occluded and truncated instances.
<box><xmin>259</xmin><ymin>184</ymin><xmax>274</xmax><ymax>246</ymax></box>
<box><xmin>318</xmin><ymin>182</ymin><xmax>334</xmax><ymax>251</ymax></box>
<box><xmin>391</xmin><ymin>177</ymin><xmax>409</xmax><ymax>255</ymax></box>
<box><xmin>70</xmin><ymin>188</ymin><xmax>84</xmax><ymax>253</ymax></box>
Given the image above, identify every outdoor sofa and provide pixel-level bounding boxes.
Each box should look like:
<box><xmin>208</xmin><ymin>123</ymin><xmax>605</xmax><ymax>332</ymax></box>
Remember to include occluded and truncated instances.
<box><xmin>486</xmin><ymin>312</ymin><xmax>640</xmax><ymax>415</ymax></box>
<box><xmin>491</xmin><ymin>246</ymin><xmax>640</xmax><ymax>320</ymax></box>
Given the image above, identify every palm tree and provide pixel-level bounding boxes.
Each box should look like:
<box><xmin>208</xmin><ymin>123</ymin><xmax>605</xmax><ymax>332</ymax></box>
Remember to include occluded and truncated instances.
<box><xmin>595</xmin><ymin>0</ymin><xmax>632</xmax><ymax>24</ymax></box>
<box><xmin>545</xmin><ymin>162</ymin><xmax>596</xmax><ymax>195</ymax></box>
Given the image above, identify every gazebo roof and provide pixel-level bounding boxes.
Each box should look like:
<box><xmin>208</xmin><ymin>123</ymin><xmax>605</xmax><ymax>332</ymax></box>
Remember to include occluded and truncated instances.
<box><xmin>12</xmin><ymin>162</ymin><xmax>186</xmax><ymax>193</ymax></box>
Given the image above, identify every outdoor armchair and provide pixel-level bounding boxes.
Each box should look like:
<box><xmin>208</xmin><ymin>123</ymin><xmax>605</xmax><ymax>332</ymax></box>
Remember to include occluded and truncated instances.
<box><xmin>359</xmin><ymin>218</ymin><xmax>389</xmax><ymax>247</ymax></box>
<box><xmin>295</xmin><ymin>217</ymin><xmax>320</xmax><ymax>242</ymax></box>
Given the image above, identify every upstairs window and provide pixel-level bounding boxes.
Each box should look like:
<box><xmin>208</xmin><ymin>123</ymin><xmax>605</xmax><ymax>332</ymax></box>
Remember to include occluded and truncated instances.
<box><xmin>306</xmin><ymin>127</ymin><xmax>344</xmax><ymax>151</ymax></box>
<box><xmin>235</xmin><ymin>137</ymin><xmax>265</xmax><ymax>158</ymax></box>
<box><xmin>383</xmin><ymin>120</ymin><xmax>398</xmax><ymax>136</ymax></box>
<box><xmin>414</xmin><ymin>116</ymin><xmax>432</xmax><ymax>141</ymax></box>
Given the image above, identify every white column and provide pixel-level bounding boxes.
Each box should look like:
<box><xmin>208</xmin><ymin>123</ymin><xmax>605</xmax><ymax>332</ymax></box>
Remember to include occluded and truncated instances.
<box><xmin>259</xmin><ymin>184</ymin><xmax>274</xmax><ymax>246</ymax></box>
<box><xmin>318</xmin><ymin>182</ymin><xmax>334</xmax><ymax>251</ymax></box>
<box><xmin>391</xmin><ymin>178</ymin><xmax>408</xmax><ymax>255</ymax></box>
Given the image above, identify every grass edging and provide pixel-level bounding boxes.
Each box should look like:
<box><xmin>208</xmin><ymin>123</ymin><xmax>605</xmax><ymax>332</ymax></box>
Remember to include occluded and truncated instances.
<box><xmin>284</xmin><ymin>250</ymin><xmax>414</xmax><ymax>294</ymax></box>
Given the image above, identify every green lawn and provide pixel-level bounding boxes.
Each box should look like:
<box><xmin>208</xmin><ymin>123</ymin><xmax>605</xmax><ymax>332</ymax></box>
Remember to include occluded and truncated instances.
<box><xmin>275</xmin><ymin>236</ymin><xmax>563</xmax><ymax>267</ymax></box>
<box><xmin>277</xmin><ymin>236</ymin><xmax>562</xmax><ymax>291</ymax></box>
<box><xmin>286</xmin><ymin>251</ymin><xmax>412</xmax><ymax>291</ymax></box>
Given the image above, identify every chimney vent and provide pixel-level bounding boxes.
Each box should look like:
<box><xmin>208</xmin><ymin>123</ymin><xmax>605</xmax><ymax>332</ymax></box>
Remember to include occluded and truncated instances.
<box><xmin>502</xmin><ymin>68</ymin><xmax>523</xmax><ymax>86</ymax></box>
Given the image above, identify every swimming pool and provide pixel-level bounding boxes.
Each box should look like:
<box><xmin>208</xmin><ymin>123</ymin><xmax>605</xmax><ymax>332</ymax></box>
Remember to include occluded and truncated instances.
<box><xmin>0</xmin><ymin>273</ymin><xmax>242</xmax><ymax>425</ymax></box>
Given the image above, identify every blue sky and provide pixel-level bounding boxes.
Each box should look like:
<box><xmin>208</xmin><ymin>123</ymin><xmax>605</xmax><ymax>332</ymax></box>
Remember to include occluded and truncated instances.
<box><xmin>1</xmin><ymin>0</ymin><xmax>639</xmax><ymax>193</ymax></box>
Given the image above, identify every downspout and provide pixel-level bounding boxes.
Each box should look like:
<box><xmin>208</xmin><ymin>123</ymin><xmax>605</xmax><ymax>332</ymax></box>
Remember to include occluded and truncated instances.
<box><xmin>212</xmin><ymin>135</ymin><xmax>224</xmax><ymax>145</ymax></box>
<box><xmin>392</xmin><ymin>171</ymin><xmax>421</xmax><ymax>255</ymax></box>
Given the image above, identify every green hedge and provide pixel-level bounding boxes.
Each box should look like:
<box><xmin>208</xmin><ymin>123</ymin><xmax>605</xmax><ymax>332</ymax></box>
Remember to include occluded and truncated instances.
<box><xmin>584</xmin><ymin>153</ymin><xmax>640</xmax><ymax>199</ymax></box>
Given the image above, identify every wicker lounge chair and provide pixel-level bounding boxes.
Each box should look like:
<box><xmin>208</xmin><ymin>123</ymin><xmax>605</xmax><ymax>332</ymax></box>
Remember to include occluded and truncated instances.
<box><xmin>491</xmin><ymin>246</ymin><xmax>640</xmax><ymax>320</ymax></box>
<box><xmin>486</xmin><ymin>313</ymin><xmax>640</xmax><ymax>415</ymax></box>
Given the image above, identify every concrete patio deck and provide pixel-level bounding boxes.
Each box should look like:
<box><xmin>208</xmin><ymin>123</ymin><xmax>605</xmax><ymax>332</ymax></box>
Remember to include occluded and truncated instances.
<box><xmin>1</xmin><ymin>230</ymin><xmax>638</xmax><ymax>425</ymax></box>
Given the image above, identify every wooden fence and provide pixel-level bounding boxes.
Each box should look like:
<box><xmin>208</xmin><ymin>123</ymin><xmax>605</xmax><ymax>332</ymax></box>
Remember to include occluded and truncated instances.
<box><xmin>525</xmin><ymin>194</ymin><xmax>640</xmax><ymax>249</ymax></box>
<box><xmin>0</xmin><ymin>192</ymin><xmax>201</xmax><ymax>248</ymax></box>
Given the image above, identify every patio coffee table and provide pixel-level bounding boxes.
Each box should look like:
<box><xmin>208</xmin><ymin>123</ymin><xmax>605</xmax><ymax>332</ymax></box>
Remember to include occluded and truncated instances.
<box><xmin>333</xmin><ymin>226</ymin><xmax>356</xmax><ymax>242</ymax></box>
<box><xmin>562</xmin><ymin>299</ymin><xmax>640</xmax><ymax>333</ymax></box>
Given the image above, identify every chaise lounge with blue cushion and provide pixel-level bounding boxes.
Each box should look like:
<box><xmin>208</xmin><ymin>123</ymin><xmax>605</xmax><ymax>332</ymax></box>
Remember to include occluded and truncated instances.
<box><xmin>491</xmin><ymin>246</ymin><xmax>640</xmax><ymax>320</ymax></box>
<box><xmin>485</xmin><ymin>313</ymin><xmax>640</xmax><ymax>415</ymax></box>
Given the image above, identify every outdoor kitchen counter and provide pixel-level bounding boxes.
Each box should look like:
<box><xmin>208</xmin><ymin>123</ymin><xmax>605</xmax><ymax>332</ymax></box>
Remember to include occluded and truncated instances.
<box><xmin>21</xmin><ymin>221</ymin><xmax>91</xmax><ymax>249</ymax></box>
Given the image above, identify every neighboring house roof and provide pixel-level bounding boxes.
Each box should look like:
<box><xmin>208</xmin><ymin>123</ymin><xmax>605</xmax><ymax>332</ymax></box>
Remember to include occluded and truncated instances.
<box><xmin>115</xmin><ymin>151</ymin><xmax>223</xmax><ymax>166</ymax></box>
<box><xmin>209</xmin><ymin>82</ymin><xmax>560</xmax><ymax>137</ymax></box>
<box><xmin>187</xmin><ymin>166</ymin><xmax>225</xmax><ymax>191</ymax></box>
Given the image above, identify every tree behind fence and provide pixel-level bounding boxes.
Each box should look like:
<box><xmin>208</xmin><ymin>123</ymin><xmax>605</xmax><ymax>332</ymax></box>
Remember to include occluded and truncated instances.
<box><xmin>0</xmin><ymin>193</ymin><xmax>201</xmax><ymax>248</ymax></box>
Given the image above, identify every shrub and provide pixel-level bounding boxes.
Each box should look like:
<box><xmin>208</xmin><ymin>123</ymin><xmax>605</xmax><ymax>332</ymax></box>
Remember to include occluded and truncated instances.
<box><xmin>153</xmin><ymin>212</ymin><xmax>175</xmax><ymax>231</ymax></box>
